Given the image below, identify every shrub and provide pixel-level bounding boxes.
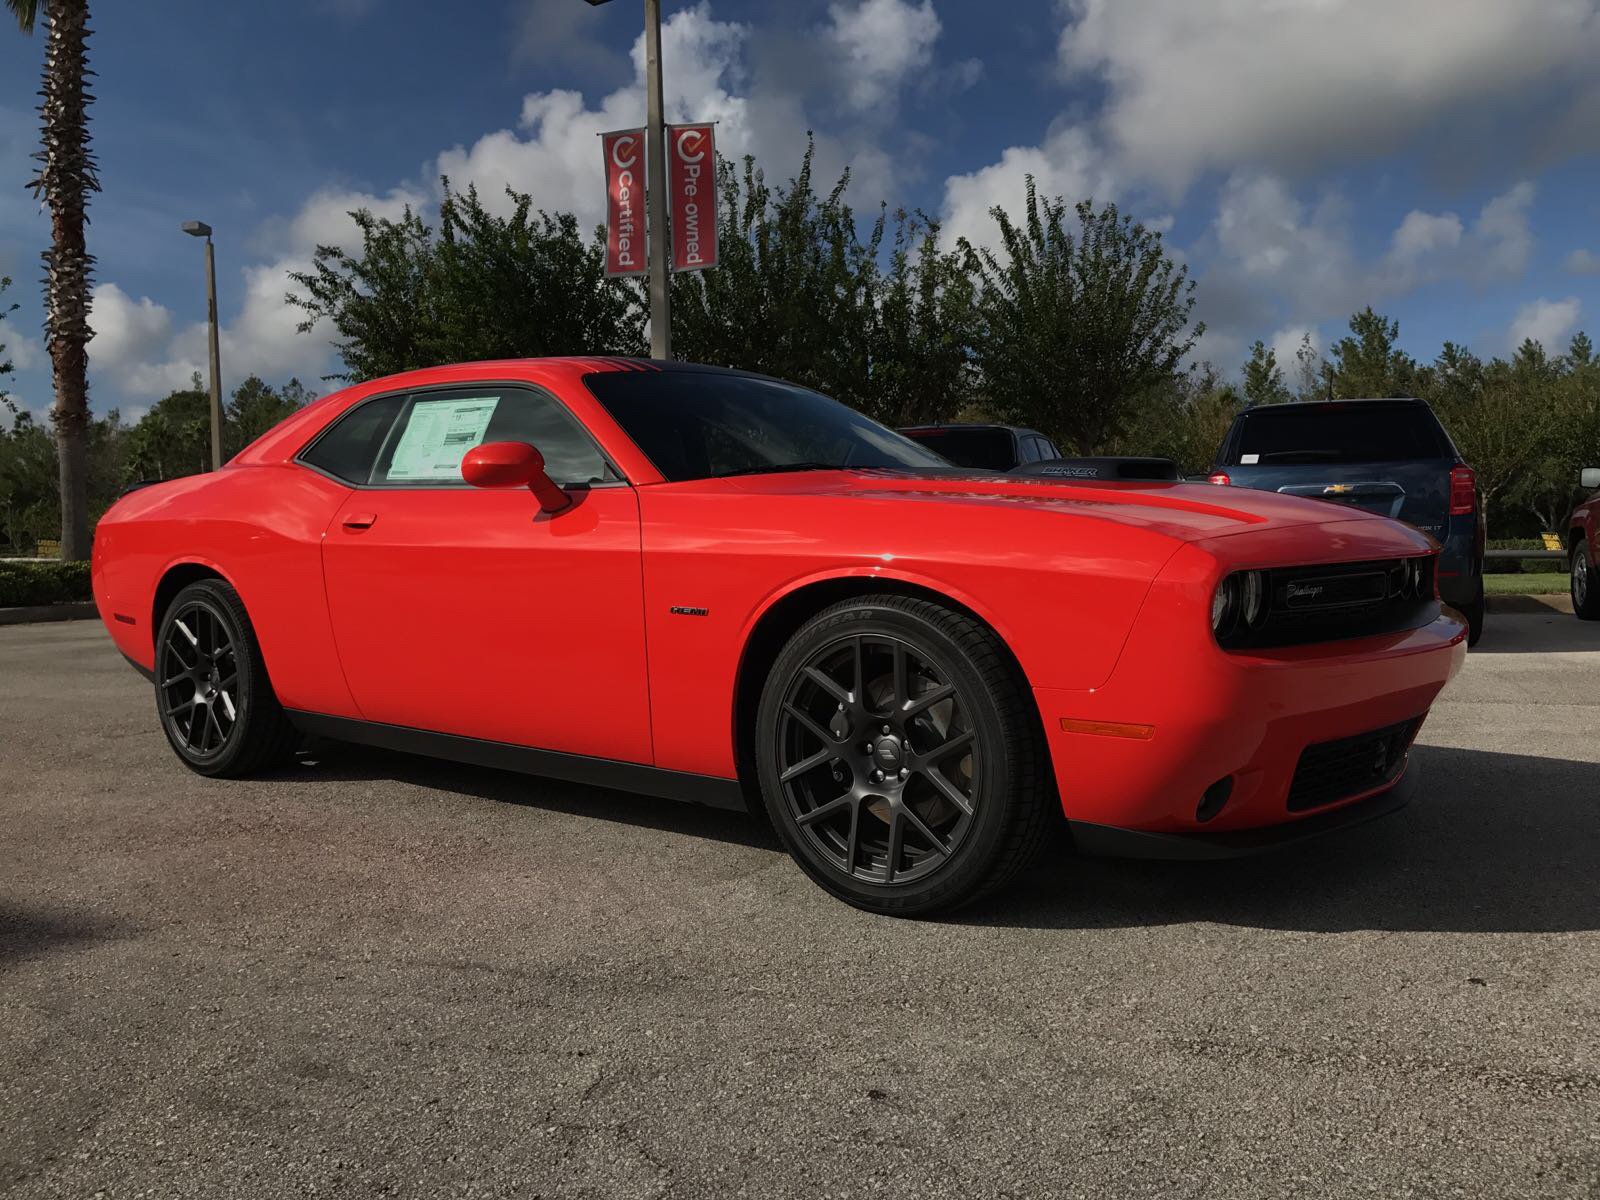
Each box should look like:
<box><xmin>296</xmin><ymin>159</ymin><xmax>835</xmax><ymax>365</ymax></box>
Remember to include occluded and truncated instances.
<box><xmin>0</xmin><ymin>560</ymin><xmax>93</xmax><ymax>606</ymax></box>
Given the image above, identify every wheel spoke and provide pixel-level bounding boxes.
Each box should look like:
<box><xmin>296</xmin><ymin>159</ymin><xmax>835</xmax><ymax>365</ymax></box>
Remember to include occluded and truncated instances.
<box><xmin>205</xmin><ymin>706</ymin><xmax>224</xmax><ymax>751</ymax></box>
<box><xmin>901</xmin><ymin>803</ymin><xmax>951</xmax><ymax>858</ymax></box>
<box><xmin>920</xmin><ymin>728</ymin><xmax>974</xmax><ymax>764</ymax></box>
<box><xmin>185</xmin><ymin>703</ymin><xmax>204</xmax><ymax>748</ymax></box>
<box><xmin>845</xmin><ymin>796</ymin><xmax>862</xmax><ymax>870</ymax></box>
<box><xmin>174</xmin><ymin>618</ymin><xmax>198</xmax><ymax>650</ymax></box>
<box><xmin>219</xmin><ymin>690</ymin><xmax>237</xmax><ymax>722</ymax></box>
<box><xmin>796</xmin><ymin>793</ymin><xmax>854</xmax><ymax>828</ymax></box>
<box><xmin>903</xmin><ymin>682</ymin><xmax>956</xmax><ymax>718</ymax></box>
<box><xmin>891</xmin><ymin>642</ymin><xmax>909</xmax><ymax>712</ymax></box>
<box><xmin>780</xmin><ymin>745</ymin><xmax>837</xmax><ymax>783</ymax></box>
<box><xmin>159</xmin><ymin>673</ymin><xmax>189</xmax><ymax>688</ymax></box>
<box><xmin>920</xmin><ymin>764</ymin><xmax>975</xmax><ymax>817</ymax></box>
<box><xmin>802</xmin><ymin>665</ymin><xmax>851</xmax><ymax>708</ymax></box>
<box><xmin>852</xmin><ymin>637</ymin><xmax>866</xmax><ymax>706</ymax></box>
<box><xmin>783</xmin><ymin>701</ymin><xmax>836</xmax><ymax>747</ymax></box>
<box><xmin>883</xmin><ymin>810</ymin><xmax>905</xmax><ymax>883</ymax></box>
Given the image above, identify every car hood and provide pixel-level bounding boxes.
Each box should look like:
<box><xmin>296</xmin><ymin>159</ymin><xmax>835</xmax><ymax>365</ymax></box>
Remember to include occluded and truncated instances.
<box><xmin>718</xmin><ymin>469</ymin><xmax>1389</xmax><ymax>543</ymax></box>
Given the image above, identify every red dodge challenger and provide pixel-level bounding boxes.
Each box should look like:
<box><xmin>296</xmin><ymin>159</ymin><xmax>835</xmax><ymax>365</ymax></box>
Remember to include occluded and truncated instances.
<box><xmin>92</xmin><ymin>358</ymin><xmax>1466</xmax><ymax>915</ymax></box>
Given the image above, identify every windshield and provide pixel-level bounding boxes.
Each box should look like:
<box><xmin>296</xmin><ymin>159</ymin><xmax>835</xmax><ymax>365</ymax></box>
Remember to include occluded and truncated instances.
<box><xmin>901</xmin><ymin>427</ymin><xmax>1015</xmax><ymax>471</ymax></box>
<box><xmin>1227</xmin><ymin>403</ymin><xmax>1449</xmax><ymax>465</ymax></box>
<box><xmin>585</xmin><ymin>370</ymin><xmax>949</xmax><ymax>481</ymax></box>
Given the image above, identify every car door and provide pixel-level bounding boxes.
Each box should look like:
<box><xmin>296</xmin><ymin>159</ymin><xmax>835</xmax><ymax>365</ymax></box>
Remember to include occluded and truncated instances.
<box><xmin>310</xmin><ymin>382</ymin><xmax>653</xmax><ymax>764</ymax></box>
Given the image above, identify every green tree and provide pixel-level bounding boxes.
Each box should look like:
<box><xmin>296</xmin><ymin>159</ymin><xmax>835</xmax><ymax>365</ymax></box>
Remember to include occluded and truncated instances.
<box><xmin>224</xmin><ymin>375</ymin><xmax>312</xmax><ymax>458</ymax></box>
<box><xmin>1242</xmin><ymin>340</ymin><xmax>1289</xmax><ymax>406</ymax></box>
<box><xmin>963</xmin><ymin>180</ymin><xmax>1202</xmax><ymax>453</ymax></box>
<box><xmin>671</xmin><ymin>148</ymin><xmax>880</xmax><ymax>408</ymax></box>
<box><xmin>10</xmin><ymin>0</ymin><xmax>100</xmax><ymax>562</ymax></box>
<box><xmin>867</xmin><ymin>213</ymin><xmax>978</xmax><ymax>426</ymax></box>
<box><xmin>123</xmin><ymin>375</ymin><xmax>211</xmax><ymax>481</ymax></box>
<box><xmin>1328</xmin><ymin>307</ymin><xmax>1418</xmax><ymax>398</ymax></box>
<box><xmin>289</xmin><ymin>180</ymin><xmax>644</xmax><ymax>381</ymax></box>
<box><xmin>1116</xmin><ymin>366</ymin><xmax>1242</xmax><ymax>475</ymax></box>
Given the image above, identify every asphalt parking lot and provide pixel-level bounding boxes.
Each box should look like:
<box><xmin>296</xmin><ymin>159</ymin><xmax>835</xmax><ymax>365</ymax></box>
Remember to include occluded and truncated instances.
<box><xmin>3</xmin><ymin>614</ymin><xmax>1597</xmax><ymax>1199</ymax></box>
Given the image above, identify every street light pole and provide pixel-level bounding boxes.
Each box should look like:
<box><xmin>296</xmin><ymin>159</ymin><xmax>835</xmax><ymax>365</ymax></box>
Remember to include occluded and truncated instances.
<box><xmin>643</xmin><ymin>0</ymin><xmax>671</xmax><ymax>359</ymax></box>
<box><xmin>587</xmin><ymin>0</ymin><xmax>672</xmax><ymax>358</ymax></box>
<box><xmin>181</xmin><ymin>220</ymin><xmax>224</xmax><ymax>470</ymax></box>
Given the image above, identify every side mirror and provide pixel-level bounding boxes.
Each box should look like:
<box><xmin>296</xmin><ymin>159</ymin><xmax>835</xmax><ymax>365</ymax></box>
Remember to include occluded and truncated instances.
<box><xmin>461</xmin><ymin>441</ymin><xmax>572</xmax><ymax>514</ymax></box>
<box><xmin>1581</xmin><ymin>467</ymin><xmax>1600</xmax><ymax>491</ymax></box>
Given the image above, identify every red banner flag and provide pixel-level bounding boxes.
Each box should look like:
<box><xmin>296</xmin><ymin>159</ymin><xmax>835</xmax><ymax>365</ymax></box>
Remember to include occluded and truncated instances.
<box><xmin>602</xmin><ymin>128</ymin><xmax>646</xmax><ymax>277</ymax></box>
<box><xmin>668</xmin><ymin>123</ymin><xmax>718</xmax><ymax>272</ymax></box>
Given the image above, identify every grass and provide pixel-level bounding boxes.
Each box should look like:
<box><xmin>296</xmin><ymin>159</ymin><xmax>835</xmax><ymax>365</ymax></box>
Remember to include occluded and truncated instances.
<box><xmin>1482</xmin><ymin>573</ymin><xmax>1570</xmax><ymax>596</ymax></box>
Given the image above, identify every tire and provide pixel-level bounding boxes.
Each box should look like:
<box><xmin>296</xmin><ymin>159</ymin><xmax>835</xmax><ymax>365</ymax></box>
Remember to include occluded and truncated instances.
<box><xmin>754</xmin><ymin>594</ymin><xmax>1053</xmax><ymax>917</ymax></box>
<box><xmin>1573</xmin><ymin>540</ymin><xmax>1600</xmax><ymax>621</ymax></box>
<box><xmin>1462</xmin><ymin>568</ymin><xmax>1485</xmax><ymax>647</ymax></box>
<box><xmin>153</xmin><ymin>579</ymin><xmax>299</xmax><ymax>777</ymax></box>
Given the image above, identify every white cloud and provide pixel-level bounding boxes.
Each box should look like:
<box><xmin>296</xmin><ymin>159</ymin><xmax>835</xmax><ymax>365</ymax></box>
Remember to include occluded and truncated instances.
<box><xmin>940</xmin><ymin>124</ymin><xmax>1113</xmax><ymax>250</ymax></box>
<box><xmin>89</xmin><ymin>283</ymin><xmax>175</xmax><ymax>382</ymax></box>
<box><xmin>436</xmin><ymin>3</ymin><xmax>750</xmax><ymax>228</ymax></box>
<box><xmin>1564</xmin><ymin>248</ymin><xmax>1600</xmax><ymax>276</ymax></box>
<box><xmin>1192</xmin><ymin>175</ymin><xmax>1537</xmax><ymax>347</ymax></box>
<box><xmin>1508</xmin><ymin>296</ymin><xmax>1581</xmax><ymax>352</ymax></box>
<box><xmin>822</xmin><ymin>0</ymin><xmax>942</xmax><ymax>113</ymax></box>
<box><xmin>1056</xmin><ymin>0</ymin><xmax>1600</xmax><ymax>193</ymax></box>
<box><xmin>1390</xmin><ymin>210</ymin><xmax>1462</xmax><ymax>262</ymax></box>
<box><xmin>5</xmin><ymin>330</ymin><xmax>42</xmax><ymax>371</ymax></box>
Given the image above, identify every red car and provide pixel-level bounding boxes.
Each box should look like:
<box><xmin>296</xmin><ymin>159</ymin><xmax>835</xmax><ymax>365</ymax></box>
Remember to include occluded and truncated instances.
<box><xmin>1570</xmin><ymin>466</ymin><xmax>1600</xmax><ymax>620</ymax></box>
<box><xmin>92</xmin><ymin>359</ymin><xmax>1466</xmax><ymax>915</ymax></box>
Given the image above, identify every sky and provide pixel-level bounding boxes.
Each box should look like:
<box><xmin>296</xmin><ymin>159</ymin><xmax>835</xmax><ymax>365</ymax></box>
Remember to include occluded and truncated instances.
<box><xmin>3</xmin><ymin>0</ymin><xmax>1600</xmax><ymax>422</ymax></box>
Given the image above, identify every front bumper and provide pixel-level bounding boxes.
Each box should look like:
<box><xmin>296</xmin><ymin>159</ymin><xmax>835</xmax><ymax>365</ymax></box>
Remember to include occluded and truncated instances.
<box><xmin>1068</xmin><ymin>755</ymin><xmax>1419</xmax><ymax>859</ymax></box>
<box><xmin>1034</xmin><ymin>533</ymin><xmax>1467</xmax><ymax>839</ymax></box>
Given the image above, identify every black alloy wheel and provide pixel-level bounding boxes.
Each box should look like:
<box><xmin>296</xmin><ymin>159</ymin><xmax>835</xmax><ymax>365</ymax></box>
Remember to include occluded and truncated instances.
<box><xmin>776</xmin><ymin>633</ymin><xmax>980</xmax><ymax>886</ymax></box>
<box><xmin>160</xmin><ymin>599</ymin><xmax>240</xmax><ymax>760</ymax></box>
<box><xmin>1575</xmin><ymin>541</ymin><xmax>1600</xmax><ymax>620</ymax></box>
<box><xmin>155</xmin><ymin>579</ymin><xmax>299</xmax><ymax>776</ymax></box>
<box><xmin>756</xmin><ymin>594</ymin><xmax>1052</xmax><ymax>916</ymax></box>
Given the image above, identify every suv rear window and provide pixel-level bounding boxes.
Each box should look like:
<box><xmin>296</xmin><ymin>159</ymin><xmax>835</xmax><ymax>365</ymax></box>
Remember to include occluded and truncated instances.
<box><xmin>903</xmin><ymin>428</ymin><xmax>1014</xmax><ymax>471</ymax></box>
<box><xmin>1226</xmin><ymin>403</ymin><xmax>1449</xmax><ymax>465</ymax></box>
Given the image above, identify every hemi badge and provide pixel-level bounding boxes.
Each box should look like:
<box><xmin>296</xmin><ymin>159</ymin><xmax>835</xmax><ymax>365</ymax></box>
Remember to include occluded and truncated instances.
<box><xmin>669</xmin><ymin>605</ymin><xmax>709</xmax><ymax>617</ymax></box>
<box><xmin>1060</xmin><ymin>718</ymin><xmax>1155</xmax><ymax>741</ymax></box>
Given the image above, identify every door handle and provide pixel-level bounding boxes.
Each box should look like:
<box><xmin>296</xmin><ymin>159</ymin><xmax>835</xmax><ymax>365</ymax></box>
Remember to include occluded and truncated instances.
<box><xmin>341</xmin><ymin>512</ymin><xmax>378</xmax><ymax>531</ymax></box>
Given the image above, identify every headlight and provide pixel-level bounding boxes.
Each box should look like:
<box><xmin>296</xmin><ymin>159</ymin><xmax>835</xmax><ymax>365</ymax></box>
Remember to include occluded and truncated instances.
<box><xmin>1240</xmin><ymin>570</ymin><xmax>1266</xmax><ymax>628</ymax></box>
<box><xmin>1212</xmin><ymin>575</ymin><xmax>1239</xmax><ymax>634</ymax></box>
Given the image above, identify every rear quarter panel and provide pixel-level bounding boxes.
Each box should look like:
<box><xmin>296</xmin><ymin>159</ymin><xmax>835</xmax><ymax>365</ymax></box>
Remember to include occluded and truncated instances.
<box><xmin>93</xmin><ymin>465</ymin><xmax>359</xmax><ymax>717</ymax></box>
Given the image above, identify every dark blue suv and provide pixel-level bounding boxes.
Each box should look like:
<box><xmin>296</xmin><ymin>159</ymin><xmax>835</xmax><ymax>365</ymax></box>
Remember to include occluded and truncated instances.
<box><xmin>1209</xmin><ymin>398</ymin><xmax>1485</xmax><ymax>645</ymax></box>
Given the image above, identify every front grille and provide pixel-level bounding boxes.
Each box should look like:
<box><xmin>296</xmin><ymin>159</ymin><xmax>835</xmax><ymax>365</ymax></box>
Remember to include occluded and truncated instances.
<box><xmin>1218</xmin><ymin>556</ymin><xmax>1438</xmax><ymax>649</ymax></box>
<box><xmin>1286</xmin><ymin>717</ymin><xmax>1420</xmax><ymax>812</ymax></box>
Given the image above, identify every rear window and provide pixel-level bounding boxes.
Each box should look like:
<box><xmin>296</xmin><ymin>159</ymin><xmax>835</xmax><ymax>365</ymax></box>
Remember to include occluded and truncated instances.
<box><xmin>1227</xmin><ymin>404</ymin><xmax>1448</xmax><ymax>465</ymax></box>
<box><xmin>903</xmin><ymin>428</ymin><xmax>1014</xmax><ymax>471</ymax></box>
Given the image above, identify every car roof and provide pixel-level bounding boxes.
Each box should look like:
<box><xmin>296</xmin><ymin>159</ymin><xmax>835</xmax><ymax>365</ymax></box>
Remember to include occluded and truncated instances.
<box><xmin>1242</xmin><ymin>397</ymin><xmax>1429</xmax><ymax>410</ymax></box>
<box><xmin>900</xmin><ymin>424</ymin><xmax>1045</xmax><ymax>436</ymax></box>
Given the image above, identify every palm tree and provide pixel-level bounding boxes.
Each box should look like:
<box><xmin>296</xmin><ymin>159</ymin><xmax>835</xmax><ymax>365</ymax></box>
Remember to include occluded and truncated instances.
<box><xmin>9</xmin><ymin>0</ymin><xmax>98</xmax><ymax>561</ymax></box>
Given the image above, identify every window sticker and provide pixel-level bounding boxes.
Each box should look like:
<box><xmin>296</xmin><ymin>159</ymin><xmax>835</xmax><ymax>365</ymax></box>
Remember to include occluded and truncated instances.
<box><xmin>1241</xmin><ymin>453</ymin><xmax>1260</xmax><ymax>464</ymax></box>
<box><xmin>387</xmin><ymin>396</ymin><xmax>501</xmax><ymax>481</ymax></box>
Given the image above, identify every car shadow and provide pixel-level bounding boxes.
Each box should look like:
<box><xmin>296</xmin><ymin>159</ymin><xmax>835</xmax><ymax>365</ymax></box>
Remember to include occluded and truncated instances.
<box><xmin>270</xmin><ymin>741</ymin><xmax>779</xmax><ymax>852</ymax></box>
<box><xmin>969</xmin><ymin>743</ymin><xmax>1600</xmax><ymax>935</ymax></box>
<box><xmin>1472</xmin><ymin>609</ymin><xmax>1600</xmax><ymax>654</ymax></box>
<box><xmin>0</xmin><ymin>903</ymin><xmax>123</xmax><ymax>970</ymax></box>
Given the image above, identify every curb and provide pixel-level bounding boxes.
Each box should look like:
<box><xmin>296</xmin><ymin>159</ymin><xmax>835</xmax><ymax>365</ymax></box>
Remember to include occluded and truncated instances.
<box><xmin>1487</xmin><ymin>593</ymin><xmax>1574</xmax><ymax>615</ymax></box>
<box><xmin>0</xmin><ymin>602</ymin><xmax>98</xmax><ymax>626</ymax></box>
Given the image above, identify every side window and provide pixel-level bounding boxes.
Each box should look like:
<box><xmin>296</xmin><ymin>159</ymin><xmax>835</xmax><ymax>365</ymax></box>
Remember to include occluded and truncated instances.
<box><xmin>299</xmin><ymin>393</ymin><xmax>408</xmax><ymax>485</ymax></box>
<box><xmin>1041</xmin><ymin>439</ymin><xmax>1061</xmax><ymax>461</ymax></box>
<box><xmin>370</xmin><ymin>386</ymin><xmax>617</xmax><ymax>488</ymax></box>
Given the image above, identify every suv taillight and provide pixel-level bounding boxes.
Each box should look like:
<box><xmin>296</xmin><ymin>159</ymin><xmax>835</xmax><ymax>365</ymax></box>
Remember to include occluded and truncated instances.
<box><xmin>1449</xmin><ymin>466</ymin><xmax>1476</xmax><ymax>515</ymax></box>
<box><xmin>1207</xmin><ymin>472</ymin><xmax>1231</xmax><ymax>486</ymax></box>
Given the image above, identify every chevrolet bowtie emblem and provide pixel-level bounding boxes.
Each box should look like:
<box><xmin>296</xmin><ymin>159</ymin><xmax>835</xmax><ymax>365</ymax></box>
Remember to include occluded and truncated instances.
<box><xmin>1324</xmin><ymin>484</ymin><xmax>1352</xmax><ymax>494</ymax></box>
